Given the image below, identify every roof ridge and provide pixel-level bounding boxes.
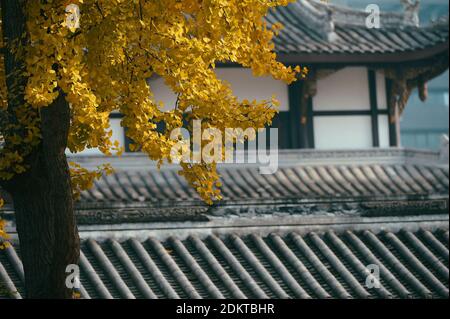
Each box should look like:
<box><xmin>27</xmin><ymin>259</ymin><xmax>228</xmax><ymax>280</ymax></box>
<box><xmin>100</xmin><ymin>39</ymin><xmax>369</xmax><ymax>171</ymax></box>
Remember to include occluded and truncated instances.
<box><xmin>306</xmin><ymin>0</ymin><xmax>418</xmax><ymax>28</ymax></box>
<box><xmin>275</xmin><ymin>0</ymin><xmax>429</xmax><ymax>45</ymax></box>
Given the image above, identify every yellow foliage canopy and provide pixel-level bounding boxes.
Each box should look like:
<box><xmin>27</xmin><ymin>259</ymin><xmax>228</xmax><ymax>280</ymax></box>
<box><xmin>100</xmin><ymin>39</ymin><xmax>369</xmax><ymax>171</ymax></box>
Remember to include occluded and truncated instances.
<box><xmin>0</xmin><ymin>0</ymin><xmax>305</xmax><ymax>207</ymax></box>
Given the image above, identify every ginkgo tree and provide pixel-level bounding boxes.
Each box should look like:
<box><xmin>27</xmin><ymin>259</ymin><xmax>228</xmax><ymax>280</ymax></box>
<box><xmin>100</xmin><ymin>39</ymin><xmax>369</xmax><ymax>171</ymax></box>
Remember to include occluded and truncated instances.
<box><xmin>0</xmin><ymin>0</ymin><xmax>304</xmax><ymax>298</ymax></box>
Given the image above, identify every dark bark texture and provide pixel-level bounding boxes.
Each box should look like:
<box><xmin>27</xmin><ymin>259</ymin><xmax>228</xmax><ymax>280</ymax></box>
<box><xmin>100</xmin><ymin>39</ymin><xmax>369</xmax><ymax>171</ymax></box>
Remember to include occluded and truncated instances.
<box><xmin>1</xmin><ymin>0</ymin><xmax>80</xmax><ymax>298</ymax></box>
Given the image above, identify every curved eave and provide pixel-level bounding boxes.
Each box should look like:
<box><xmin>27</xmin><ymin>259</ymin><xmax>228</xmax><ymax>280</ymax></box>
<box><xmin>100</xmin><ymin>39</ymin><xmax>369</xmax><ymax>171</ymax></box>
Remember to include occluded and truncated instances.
<box><xmin>278</xmin><ymin>40</ymin><xmax>449</xmax><ymax>65</ymax></box>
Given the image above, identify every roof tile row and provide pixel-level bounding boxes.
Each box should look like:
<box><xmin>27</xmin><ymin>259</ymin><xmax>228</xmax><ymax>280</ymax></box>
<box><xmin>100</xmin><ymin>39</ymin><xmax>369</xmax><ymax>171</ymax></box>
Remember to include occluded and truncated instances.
<box><xmin>1</xmin><ymin>228</ymin><xmax>448</xmax><ymax>299</ymax></box>
<box><xmin>78</xmin><ymin>163</ymin><xmax>449</xmax><ymax>204</ymax></box>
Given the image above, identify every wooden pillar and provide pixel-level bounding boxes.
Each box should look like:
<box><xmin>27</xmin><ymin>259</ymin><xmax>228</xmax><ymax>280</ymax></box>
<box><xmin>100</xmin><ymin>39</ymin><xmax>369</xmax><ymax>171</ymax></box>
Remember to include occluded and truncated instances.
<box><xmin>287</xmin><ymin>68</ymin><xmax>317</xmax><ymax>149</ymax></box>
<box><xmin>288</xmin><ymin>80</ymin><xmax>302</xmax><ymax>149</ymax></box>
<box><xmin>385</xmin><ymin>68</ymin><xmax>413</xmax><ymax>148</ymax></box>
<box><xmin>368</xmin><ymin>70</ymin><xmax>380</xmax><ymax>147</ymax></box>
<box><xmin>299</xmin><ymin>69</ymin><xmax>317</xmax><ymax>149</ymax></box>
<box><xmin>386</xmin><ymin>78</ymin><xmax>401</xmax><ymax>147</ymax></box>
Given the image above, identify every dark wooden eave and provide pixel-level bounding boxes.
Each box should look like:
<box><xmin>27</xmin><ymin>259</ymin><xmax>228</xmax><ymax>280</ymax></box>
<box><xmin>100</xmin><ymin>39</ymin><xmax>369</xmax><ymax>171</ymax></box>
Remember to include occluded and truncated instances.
<box><xmin>278</xmin><ymin>41</ymin><xmax>449</xmax><ymax>65</ymax></box>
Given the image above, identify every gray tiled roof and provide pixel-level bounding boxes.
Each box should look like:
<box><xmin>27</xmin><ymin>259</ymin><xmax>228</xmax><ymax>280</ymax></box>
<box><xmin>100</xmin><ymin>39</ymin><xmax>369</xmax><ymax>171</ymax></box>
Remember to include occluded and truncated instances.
<box><xmin>71</xmin><ymin>149</ymin><xmax>448</xmax><ymax>209</ymax></box>
<box><xmin>1</xmin><ymin>227</ymin><xmax>448</xmax><ymax>299</ymax></box>
<box><xmin>268</xmin><ymin>0</ymin><xmax>449</xmax><ymax>56</ymax></box>
<box><xmin>0</xmin><ymin>148</ymin><xmax>448</xmax><ymax>299</ymax></box>
<box><xmin>80</xmin><ymin>161</ymin><xmax>448</xmax><ymax>204</ymax></box>
<box><xmin>1</xmin><ymin>149</ymin><xmax>447</xmax><ymax>224</ymax></box>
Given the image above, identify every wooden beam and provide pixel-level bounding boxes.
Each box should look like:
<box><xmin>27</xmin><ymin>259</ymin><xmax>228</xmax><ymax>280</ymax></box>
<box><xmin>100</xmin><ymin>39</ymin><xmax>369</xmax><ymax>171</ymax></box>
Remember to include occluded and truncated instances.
<box><xmin>384</xmin><ymin>52</ymin><xmax>449</xmax><ymax>115</ymax></box>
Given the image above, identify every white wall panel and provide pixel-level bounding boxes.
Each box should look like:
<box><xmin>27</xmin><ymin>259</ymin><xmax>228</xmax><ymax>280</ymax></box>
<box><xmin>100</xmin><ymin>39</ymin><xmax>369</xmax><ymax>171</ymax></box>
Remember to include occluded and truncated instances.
<box><xmin>215</xmin><ymin>68</ymin><xmax>290</xmax><ymax>111</ymax></box>
<box><xmin>67</xmin><ymin>118</ymin><xmax>125</xmax><ymax>156</ymax></box>
<box><xmin>378</xmin><ymin>115</ymin><xmax>390</xmax><ymax>148</ymax></box>
<box><xmin>313</xmin><ymin>67</ymin><xmax>370</xmax><ymax>111</ymax></box>
<box><xmin>376</xmin><ymin>71</ymin><xmax>388</xmax><ymax>110</ymax></box>
<box><xmin>147</xmin><ymin>77</ymin><xmax>179</xmax><ymax>111</ymax></box>
<box><xmin>314</xmin><ymin>116</ymin><xmax>373</xmax><ymax>149</ymax></box>
<box><xmin>148</xmin><ymin>68</ymin><xmax>290</xmax><ymax>112</ymax></box>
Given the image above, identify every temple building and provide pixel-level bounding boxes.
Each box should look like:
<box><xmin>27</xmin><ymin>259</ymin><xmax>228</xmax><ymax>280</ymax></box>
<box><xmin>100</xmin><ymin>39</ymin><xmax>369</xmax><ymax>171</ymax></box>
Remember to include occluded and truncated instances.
<box><xmin>94</xmin><ymin>0</ymin><xmax>450</xmax><ymax>153</ymax></box>
<box><xmin>331</xmin><ymin>0</ymin><xmax>449</xmax><ymax>150</ymax></box>
<box><xmin>0</xmin><ymin>0</ymin><xmax>449</xmax><ymax>299</ymax></box>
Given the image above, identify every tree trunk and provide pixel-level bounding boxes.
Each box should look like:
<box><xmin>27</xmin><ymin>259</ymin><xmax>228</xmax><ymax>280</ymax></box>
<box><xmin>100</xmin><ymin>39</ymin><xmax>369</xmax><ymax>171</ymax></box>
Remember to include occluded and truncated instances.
<box><xmin>1</xmin><ymin>0</ymin><xmax>80</xmax><ymax>299</ymax></box>
<box><xmin>9</xmin><ymin>93</ymin><xmax>80</xmax><ymax>299</ymax></box>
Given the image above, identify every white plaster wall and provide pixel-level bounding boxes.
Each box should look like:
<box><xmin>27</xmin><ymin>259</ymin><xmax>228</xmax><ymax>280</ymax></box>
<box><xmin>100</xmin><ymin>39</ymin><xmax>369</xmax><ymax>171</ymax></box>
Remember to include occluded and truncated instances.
<box><xmin>313</xmin><ymin>67</ymin><xmax>370</xmax><ymax>111</ymax></box>
<box><xmin>71</xmin><ymin>67</ymin><xmax>392</xmax><ymax>154</ymax></box>
<box><xmin>147</xmin><ymin>77</ymin><xmax>179</xmax><ymax>111</ymax></box>
<box><xmin>215</xmin><ymin>68</ymin><xmax>290</xmax><ymax>112</ymax></box>
<box><xmin>376</xmin><ymin>71</ymin><xmax>390</xmax><ymax>147</ymax></box>
<box><xmin>312</xmin><ymin>67</ymin><xmax>390</xmax><ymax>149</ymax></box>
<box><xmin>148</xmin><ymin>67</ymin><xmax>290</xmax><ymax>112</ymax></box>
<box><xmin>376</xmin><ymin>70</ymin><xmax>388</xmax><ymax>110</ymax></box>
<box><xmin>314</xmin><ymin>116</ymin><xmax>373</xmax><ymax>149</ymax></box>
<box><xmin>67</xmin><ymin>118</ymin><xmax>125</xmax><ymax>156</ymax></box>
<box><xmin>378</xmin><ymin>115</ymin><xmax>390</xmax><ymax>147</ymax></box>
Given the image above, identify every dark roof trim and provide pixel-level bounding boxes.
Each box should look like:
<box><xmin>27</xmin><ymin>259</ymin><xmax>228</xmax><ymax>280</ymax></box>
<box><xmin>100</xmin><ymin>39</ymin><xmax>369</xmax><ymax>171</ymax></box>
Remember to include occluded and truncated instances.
<box><xmin>278</xmin><ymin>41</ymin><xmax>449</xmax><ymax>64</ymax></box>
